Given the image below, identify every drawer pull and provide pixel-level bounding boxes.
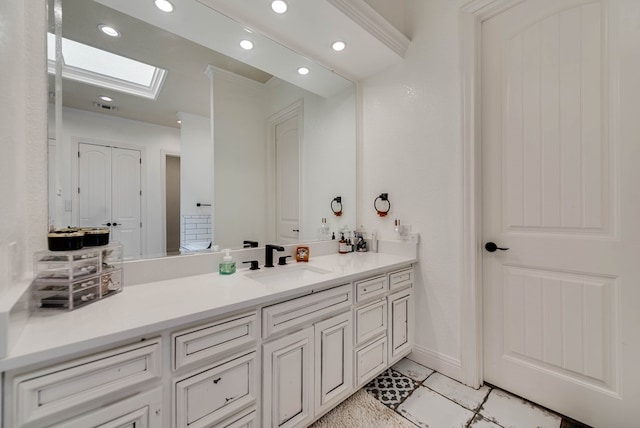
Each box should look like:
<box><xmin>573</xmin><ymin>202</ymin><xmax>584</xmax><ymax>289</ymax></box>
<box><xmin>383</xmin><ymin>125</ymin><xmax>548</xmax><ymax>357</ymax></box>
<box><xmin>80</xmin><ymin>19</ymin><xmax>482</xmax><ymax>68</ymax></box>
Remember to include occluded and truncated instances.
<box><xmin>225</xmin><ymin>396</ymin><xmax>235</xmax><ymax>403</ymax></box>
<box><xmin>363</xmin><ymin>288</ymin><xmax>367</xmax><ymax>292</ymax></box>
<box><xmin>213</xmin><ymin>377</ymin><xmax>222</xmax><ymax>384</ymax></box>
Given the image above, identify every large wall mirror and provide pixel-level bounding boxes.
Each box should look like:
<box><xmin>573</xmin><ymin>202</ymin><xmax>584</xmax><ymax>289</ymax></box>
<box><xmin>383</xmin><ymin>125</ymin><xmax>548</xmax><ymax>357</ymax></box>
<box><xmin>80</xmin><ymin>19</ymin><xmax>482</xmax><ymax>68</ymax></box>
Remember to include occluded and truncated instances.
<box><xmin>48</xmin><ymin>0</ymin><xmax>356</xmax><ymax>260</ymax></box>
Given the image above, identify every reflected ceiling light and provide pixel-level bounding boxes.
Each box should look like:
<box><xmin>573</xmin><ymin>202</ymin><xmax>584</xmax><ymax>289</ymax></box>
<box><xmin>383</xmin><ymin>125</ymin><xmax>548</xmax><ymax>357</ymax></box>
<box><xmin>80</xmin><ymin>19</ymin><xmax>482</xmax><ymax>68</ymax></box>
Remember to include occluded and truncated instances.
<box><xmin>271</xmin><ymin>0</ymin><xmax>288</xmax><ymax>14</ymax></box>
<box><xmin>297</xmin><ymin>67</ymin><xmax>310</xmax><ymax>75</ymax></box>
<box><xmin>331</xmin><ymin>41</ymin><xmax>346</xmax><ymax>51</ymax></box>
<box><xmin>154</xmin><ymin>0</ymin><xmax>174</xmax><ymax>12</ymax></box>
<box><xmin>98</xmin><ymin>25</ymin><xmax>120</xmax><ymax>37</ymax></box>
<box><xmin>99</xmin><ymin>95</ymin><xmax>113</xmax><ymax>102</ymax></box>
<box><xmin>177</xmin><ymin>120</ymin><xmax>182</xmax><ymax>124</ymax></box>
<box><xmin>240</xmin><ymin>40</ymin><xmax>254</xmax><ymax>50</ymax></box>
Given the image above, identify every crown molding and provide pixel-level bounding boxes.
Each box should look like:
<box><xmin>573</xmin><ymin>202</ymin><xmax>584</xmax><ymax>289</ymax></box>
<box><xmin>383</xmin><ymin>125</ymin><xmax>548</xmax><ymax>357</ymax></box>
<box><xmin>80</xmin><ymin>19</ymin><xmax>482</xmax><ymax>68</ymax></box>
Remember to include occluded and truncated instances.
<box><xmin>327</xmin><ymin>0</ymin><xmax>410</xmax><ymax>58</ymax></box>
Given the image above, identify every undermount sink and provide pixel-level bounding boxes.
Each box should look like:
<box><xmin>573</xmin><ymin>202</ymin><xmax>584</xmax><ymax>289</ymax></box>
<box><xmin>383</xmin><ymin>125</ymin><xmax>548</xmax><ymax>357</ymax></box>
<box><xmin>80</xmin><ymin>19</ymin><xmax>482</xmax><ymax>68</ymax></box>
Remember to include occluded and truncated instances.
<box><xmin>246</xmin><ymin>264</ymin><xmax>331</xmax><ymax>285</ymax></box>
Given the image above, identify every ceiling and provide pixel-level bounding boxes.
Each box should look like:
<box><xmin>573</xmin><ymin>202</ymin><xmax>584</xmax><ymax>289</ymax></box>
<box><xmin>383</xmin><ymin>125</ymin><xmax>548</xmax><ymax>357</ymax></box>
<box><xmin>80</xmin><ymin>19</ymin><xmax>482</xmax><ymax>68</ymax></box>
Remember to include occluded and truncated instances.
<box><xmin>52</xmin><ymin>0</ymin><xmax>409</xmax><ymax>129</ymax></box>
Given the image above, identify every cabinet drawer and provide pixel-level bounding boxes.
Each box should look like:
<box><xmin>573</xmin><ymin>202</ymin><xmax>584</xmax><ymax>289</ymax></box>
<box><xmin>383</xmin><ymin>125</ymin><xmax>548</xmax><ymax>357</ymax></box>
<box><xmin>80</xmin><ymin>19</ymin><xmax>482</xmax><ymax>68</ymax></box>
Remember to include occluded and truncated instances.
<box><xmin>389</xmin><ymin>267</ymin><xmax>413</xmax><ymax>292</ymax></box>
<box><xmin>217</xmin><ymin>407</ymin><xmax>257</xmax><ymax>428</ymax></box>
<box><xmin>355</xmin><ymin>336</ymin><xmax>388</xmax><ymax>387</ymax></box>
<box><xmin>173</xmin><ymin>312</ymin><xmax>257</xmax><ymax>371</ymax></box>
<box><xmin>14</xmin><ymin>339</ymin><xmax>161</xmax><ymax>427</ymax></box>
<box><xmin>262</xmin><ymin>283</ymin><xmax>352</xmax><ymax>337</ymax></box>
<box><xmin>174</xmin><ymin>351</ymin><xmax>256</xmax><ymax>428</ymax></box>
<box><xmin>355</xmin><ymin>298</ymin><xmax>387</xmax><ymax>346</ymax></box>
<box><xmin>355</xmin><ymin>275</ymin><xmax>387</xmax><ymax>303</ymax></box>
<box><xmin>50</xmin><ymin>387</ymin><xmax>163</xmax><ymax>428</ymax></box>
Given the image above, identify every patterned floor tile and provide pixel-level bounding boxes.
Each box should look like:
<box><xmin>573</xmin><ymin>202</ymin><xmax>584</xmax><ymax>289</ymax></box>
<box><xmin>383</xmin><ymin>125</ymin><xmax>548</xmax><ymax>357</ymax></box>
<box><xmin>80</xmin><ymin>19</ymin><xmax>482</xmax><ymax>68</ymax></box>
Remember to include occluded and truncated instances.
<box><xmin>365</xmin><ymin>369</ymin><xmax>419</xmax><ymax>409</ymax></box>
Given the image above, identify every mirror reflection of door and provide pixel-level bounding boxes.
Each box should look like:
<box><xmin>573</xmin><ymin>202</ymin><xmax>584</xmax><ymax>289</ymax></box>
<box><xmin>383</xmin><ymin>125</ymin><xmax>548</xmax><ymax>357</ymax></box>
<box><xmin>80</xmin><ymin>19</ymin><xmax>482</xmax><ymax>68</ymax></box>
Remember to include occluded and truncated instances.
<box><xmin>275</xmin><ymin>113</ymin><xmax>300</xmax><ymax>244</ymax></box>
<box><xmin>77</xmin><ymin>142</ymin><xmax>142</xmax><ymax>259</ymax></box>
<box><xmin>165</xmin><ymin>154</ymin><xmax>181</xmax><ymax>255</ymax></box>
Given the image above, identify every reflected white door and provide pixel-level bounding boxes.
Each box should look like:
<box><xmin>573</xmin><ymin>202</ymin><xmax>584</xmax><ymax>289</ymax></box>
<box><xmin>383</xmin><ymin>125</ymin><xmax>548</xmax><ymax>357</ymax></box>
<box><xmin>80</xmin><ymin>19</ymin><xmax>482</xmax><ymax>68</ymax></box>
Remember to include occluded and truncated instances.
<box><xmin>78</xmin><ymin>143</ymin><xmax>142</xmax><ymax>259</ymax></box>
<box><xmin>275</xmin><ymin>114</ymin><xmax>300</xmax><ymax>243</ymax></box>
<box><xmin>482</xmin><ymin>1</ymin><xmax>640</xmax><ymax>426</ymax></box>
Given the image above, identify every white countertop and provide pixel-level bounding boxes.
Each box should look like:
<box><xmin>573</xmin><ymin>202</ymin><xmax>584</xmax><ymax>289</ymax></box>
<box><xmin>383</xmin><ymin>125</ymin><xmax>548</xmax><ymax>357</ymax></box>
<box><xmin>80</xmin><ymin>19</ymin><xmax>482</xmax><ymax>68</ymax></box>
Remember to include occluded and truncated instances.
<box><xmin>0</xmin><ymin>252</ymin><xmax>415</xmax><ymax>372</ymax></box>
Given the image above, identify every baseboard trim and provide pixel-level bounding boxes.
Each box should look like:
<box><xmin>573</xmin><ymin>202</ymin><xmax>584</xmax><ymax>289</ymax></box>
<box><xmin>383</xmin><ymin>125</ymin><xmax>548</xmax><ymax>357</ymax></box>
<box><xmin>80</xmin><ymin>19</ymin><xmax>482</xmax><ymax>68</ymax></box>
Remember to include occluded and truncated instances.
<box><xmin>408</xmin><ymin>345</ymin><xmax>462</xmax><ymax>382</ymax></box>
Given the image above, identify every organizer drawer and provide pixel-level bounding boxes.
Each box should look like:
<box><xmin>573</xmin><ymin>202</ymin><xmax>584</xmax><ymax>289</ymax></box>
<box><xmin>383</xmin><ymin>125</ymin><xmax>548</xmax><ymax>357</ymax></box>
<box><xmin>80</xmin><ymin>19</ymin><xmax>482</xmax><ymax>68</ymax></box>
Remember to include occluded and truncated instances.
<box><xmin>355</xmin><ymin>336</ymin><xmax>388</xmax><ymax>387</ymax></box>
<box><xmin>389</xmin><ymin>267</ymin><xmax>413</xmax><ymax>292</ymax></box>
<box><xmin>13</xmin><ymin>338</ymin><xmax>161</xmax><ymax>427</ymax></box>
<box><xmin>173</xmin><ymin>312</ymin><xmax>257</xmax><ymax>371</ymax></box>
<box><xmin>174</xmin><ymin>352</ymin><xmax>257</xmax><ymax>428</ymax></box>
<box><xmin>262</xmin><ymin>283</ymin><xmax>352</xmax><ymax>337</ymax></box>
<box><xmin>354</xmin><ymin>275</ymin><xmax>388</xmax><ymax>303</ymax></box>
<box><xmin>355</xmin><ymin>298</ymin><xmax>387</xmax><ymax>346</ymax></box>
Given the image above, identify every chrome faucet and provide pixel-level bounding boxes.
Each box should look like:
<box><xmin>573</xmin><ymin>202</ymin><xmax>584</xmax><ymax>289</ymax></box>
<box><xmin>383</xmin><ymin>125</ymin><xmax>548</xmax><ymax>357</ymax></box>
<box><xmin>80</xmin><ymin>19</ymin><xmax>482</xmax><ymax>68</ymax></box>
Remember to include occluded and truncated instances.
<box><xmin>265</xmin><ymin>244</ymin><xmax>285</xmax><ymax>268</ymax></box>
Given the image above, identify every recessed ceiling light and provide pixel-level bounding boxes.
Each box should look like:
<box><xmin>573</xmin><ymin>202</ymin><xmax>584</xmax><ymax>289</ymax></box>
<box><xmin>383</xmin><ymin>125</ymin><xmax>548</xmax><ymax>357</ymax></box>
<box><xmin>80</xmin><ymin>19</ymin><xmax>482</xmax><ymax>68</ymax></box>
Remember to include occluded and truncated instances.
<box><xmin>271</xmin><ymin>0</ymin><xmax>287</xmax><ymax>14</ymax></box>
<box><xmin>154</xmin><ymin>0</ymin><xmax>174</xmax><ymax>12</ymax></box>
<box><xmin>297</xmin><ymin>67</ymin><xmax>310</xmax><ymax>75</ymax></box>
<box><xmin>332</xmin><ymin>41</ymin><xmax>346</xmax><ymax>52</ymax></box>
<box><xmin>99</xmin><ymin>95</ymin><xmax>113</xmax><ymax>102</ymax></box>
<box><xmin>240</xmin><ymin>40</ymin><xmax>254</xmax><ymax>50</ymax></box>
<box><xmin>98</xmin><ymin>25</ymin><xmax>120</xmax><ymax>38</ymax></box>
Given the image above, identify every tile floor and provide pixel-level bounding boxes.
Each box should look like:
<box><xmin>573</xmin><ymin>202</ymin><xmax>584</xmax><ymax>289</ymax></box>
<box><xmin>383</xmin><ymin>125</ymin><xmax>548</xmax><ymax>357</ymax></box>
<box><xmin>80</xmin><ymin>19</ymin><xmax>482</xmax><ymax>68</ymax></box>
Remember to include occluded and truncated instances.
<box><xmin>364</xmin><ymin>358</ymin><xmax>591</xmax><ymax>428</ymax></box>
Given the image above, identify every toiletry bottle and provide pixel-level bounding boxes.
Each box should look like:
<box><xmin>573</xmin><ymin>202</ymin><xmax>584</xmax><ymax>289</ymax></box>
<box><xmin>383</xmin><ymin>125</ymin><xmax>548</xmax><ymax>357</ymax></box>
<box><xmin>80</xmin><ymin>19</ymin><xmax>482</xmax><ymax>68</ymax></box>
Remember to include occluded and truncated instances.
<box><xmin>318</xmin><ymin>217</ymin><xmax>329</xmax><ymax>240</ymax></box>
<box><xmin>219</xmin><ymin>249</ymin><xmax>236</xmax><ymax>275</ymax></box>
<box><xmin>339</xmin><ymin>233</ymin><xmax>348</xmax><ymax>254</ymax></box>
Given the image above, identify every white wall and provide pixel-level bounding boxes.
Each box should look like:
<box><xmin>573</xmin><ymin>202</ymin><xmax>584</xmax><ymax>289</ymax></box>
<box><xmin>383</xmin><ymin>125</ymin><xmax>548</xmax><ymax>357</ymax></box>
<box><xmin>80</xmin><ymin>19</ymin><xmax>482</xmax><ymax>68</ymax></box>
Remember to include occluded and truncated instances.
<box><xmin>179</xmin><ymin>112</ymin><xmax>212</xmax><ymax>220</ymax></box>
<box><xmin>212</xmin><ymin>71</ymin><xmax>268</xmax><ymax>249</ymax></box>
<box><xmin>50</xmin><ymin>107</ymin><xmax>181</xmax><ymax>259</ymax></box>
<box><xmin>0</xmin><ymin>0</ymin><xmax>47</xmax><ymax>293</ymax></box>
<box><xmin>266</xmin><ymin>79</ymin><xmax>357</xmax><ymax>242</ymax></box>
<box><xmin>360</xmin><ymin>0</ymin><xmax>465</xmax><ymax>377</ymax></box>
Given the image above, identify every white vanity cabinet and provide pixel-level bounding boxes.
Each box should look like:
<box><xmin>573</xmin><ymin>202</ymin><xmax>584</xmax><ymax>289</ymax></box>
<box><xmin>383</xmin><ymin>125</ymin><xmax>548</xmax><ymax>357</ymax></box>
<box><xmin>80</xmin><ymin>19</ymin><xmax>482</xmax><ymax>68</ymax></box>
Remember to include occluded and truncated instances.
<box><xmin>2</xmin><ymin>258</ymin><xmax>415</xmax><ymax>428</ymax></box>
<box><xmin>4</xmin><ymin>338</ymin><xmax>162</xmax><ymax>428</ymax></box>
<box><xmin>171</xmin><ymin>311</ymin><xmax>259</xmax><ymax>428</ymax></box>
<box><xmin>261</xmin><ymin>284</ymin><xmax>354</xmax><ymax>428</ymax></box>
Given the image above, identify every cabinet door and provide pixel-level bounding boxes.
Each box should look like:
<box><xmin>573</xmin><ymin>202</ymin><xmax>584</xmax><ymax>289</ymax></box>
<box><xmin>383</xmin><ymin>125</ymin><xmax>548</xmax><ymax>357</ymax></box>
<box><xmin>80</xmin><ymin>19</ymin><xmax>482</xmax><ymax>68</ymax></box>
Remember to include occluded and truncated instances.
<box><xmin>389</xmin><ymin>291</ymin><xmax>413</xmax><ymax>364</ymax></box>
<box><xmin>263</xmin><ymin>327</ymin><xmax>314</xmax><ymax>428</ymax></box>
<box><xmin>314</xmin><ymin>311</ymin><xmax>353</xmax><ymax>415</ymax></box>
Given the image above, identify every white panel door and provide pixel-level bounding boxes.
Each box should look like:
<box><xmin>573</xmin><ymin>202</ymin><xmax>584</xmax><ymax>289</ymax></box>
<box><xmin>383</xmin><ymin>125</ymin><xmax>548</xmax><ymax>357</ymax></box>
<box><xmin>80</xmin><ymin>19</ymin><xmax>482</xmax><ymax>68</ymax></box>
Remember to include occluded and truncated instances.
<box><xmin>78</xmin><ymin>143</ymin><xmax>111</xmax><ymax>228</ymax></box>
<box><xmin>482</xmin><ymin>1</ymin><xmax>640</xmax><ymax>426</ymax></box>
<box><xmin>111</xmin><ymin>147</ymin><xmax>141</xmax><ymax>258</ymax></box>
<box><xmin>78</xmin><ymin>143</ymin><xmax>141</xmax><ymax>259</ymax></box>
<box><xmin>275</xmin><ymin>114</ymin><xmax>300</xmax><ymax>244</ymax></box>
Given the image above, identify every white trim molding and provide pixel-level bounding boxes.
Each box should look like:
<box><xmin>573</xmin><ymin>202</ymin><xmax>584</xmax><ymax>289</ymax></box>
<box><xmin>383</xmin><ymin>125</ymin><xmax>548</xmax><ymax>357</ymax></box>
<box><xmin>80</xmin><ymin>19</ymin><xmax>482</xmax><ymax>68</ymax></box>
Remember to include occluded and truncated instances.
<box><xmin>408</xmin><ymin>345</ymin><xmax>462</xmax><ymax>382</ymax></box>
<box><xmin>327</xmin><ymin>0</ymin><xmax>410</xmax><ymax>58</ymax></box>
<box><xmin>459</xmin><ymin>0</ymin><xmax>526</xmax><ymax>389</ymax></box>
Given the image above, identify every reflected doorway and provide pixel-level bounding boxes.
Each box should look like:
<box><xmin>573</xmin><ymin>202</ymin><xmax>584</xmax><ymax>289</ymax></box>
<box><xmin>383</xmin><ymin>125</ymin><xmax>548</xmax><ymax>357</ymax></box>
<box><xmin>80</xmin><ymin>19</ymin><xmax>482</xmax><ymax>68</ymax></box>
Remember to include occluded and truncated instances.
<box><xmin>165</xmin><ymin>154</ymin><xmax>181</xmax><ymax>255</ymax></box>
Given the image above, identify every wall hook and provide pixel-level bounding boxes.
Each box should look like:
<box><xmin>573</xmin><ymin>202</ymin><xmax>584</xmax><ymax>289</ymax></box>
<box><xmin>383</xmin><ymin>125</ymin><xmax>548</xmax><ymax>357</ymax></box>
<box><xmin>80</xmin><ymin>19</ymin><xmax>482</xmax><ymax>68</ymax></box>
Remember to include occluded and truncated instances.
<box><xmin>374</xmin><ymin>193</ymin><xmax>390</xmax><ymax>217</ymax></box>
<box><xmin>331</xmin><ymin>196</ymin><xmax>343</xmax><ymax>216</ymax></box>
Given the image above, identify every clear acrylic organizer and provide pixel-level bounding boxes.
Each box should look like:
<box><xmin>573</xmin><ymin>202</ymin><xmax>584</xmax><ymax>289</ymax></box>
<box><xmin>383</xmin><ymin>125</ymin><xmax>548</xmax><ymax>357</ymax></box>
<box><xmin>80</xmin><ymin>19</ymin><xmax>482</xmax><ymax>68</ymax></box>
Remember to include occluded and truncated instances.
<box><xmin>31</xmin><ymin>243</ymin><xmax>123</xmax><ymax>311</ymax></box>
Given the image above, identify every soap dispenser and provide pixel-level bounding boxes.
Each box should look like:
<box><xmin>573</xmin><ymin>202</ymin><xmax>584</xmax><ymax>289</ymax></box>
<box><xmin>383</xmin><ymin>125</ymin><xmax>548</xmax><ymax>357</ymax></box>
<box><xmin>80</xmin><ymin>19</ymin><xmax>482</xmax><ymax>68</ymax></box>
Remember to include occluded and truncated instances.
<box><xmin>219</xmin><ymin>249</ymin><xmax>236</xmax><ymax>275</ymax></box>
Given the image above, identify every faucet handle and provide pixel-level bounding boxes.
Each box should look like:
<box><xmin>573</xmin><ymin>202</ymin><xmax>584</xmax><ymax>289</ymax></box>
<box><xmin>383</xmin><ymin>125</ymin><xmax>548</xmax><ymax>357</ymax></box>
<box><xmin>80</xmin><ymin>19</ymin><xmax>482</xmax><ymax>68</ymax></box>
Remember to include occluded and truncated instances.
<box><xmin>243</xmin><ymin>260</ymin><xmax>260</xmax><ymax>270</ymax></box>
<box><xmin>278</xmin><ymin>255</ymin><xmax>292</xmax><ymax>266</ymax></box>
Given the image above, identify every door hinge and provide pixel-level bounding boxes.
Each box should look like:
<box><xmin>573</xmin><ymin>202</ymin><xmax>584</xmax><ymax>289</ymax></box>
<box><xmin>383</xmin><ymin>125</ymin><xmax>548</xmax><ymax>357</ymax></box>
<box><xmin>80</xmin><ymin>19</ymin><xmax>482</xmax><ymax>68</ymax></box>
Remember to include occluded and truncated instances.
<box><xmin>140</xmin><ymin>190</ymin><xmax>142</xmax><ymax>196</ymax></box>
<box><xmin>77</xmin><ymin>151</ymin><xmax>80</xmax><ymax>158</ymax></box>
<box><xmin>140</xmin><ymin>222</ymin><xmax>142</xmax><ymax>228</ymax></box>
<box><xmin>139</xmin><ymin>158</ymin><xmax>142</xmax><ymax>164</ymax></box>
<box><xmin>78</xmin><ymin>187</ymin><xmax>80</xmax><ymax>194</ymax></box>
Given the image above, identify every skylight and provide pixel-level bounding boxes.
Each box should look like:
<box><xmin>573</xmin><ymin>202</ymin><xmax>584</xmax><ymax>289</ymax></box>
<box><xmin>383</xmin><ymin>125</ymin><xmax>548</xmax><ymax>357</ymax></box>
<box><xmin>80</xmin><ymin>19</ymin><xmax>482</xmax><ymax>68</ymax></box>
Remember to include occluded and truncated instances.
<box><xmin>47</xmin><ymin>33</ymin><xmax>167</xmax><ymax>100</ymax></box>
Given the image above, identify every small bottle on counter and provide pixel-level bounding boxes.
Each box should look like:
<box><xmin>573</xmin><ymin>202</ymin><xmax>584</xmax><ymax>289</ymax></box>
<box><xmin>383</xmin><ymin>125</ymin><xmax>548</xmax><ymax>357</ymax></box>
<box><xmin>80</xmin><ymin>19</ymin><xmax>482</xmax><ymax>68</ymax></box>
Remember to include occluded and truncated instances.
<box><xmin>339</xmin><ymin>233</ymin><xmax>349</xmax><ymax>254</ymax></box>
<box><xmin>219</xmin><ymin>249</ymin><xmax>236</xmax><ymax>275</ymax></box>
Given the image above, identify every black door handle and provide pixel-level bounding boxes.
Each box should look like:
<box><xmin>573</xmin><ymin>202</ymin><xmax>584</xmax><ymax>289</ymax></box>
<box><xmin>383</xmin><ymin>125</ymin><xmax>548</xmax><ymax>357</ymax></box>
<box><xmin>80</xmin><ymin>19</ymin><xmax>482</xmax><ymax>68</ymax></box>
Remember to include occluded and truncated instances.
<box><xmin>485</xmin><ymin>242</ymin><xmax>509</xmax><ymax>252</ymax></box>
<box><xmin>112</xmin><ymin>222</ymin><xmax>118</xmax><ymax>226</ymax></box>
<box><xmin>102</xmin><ymin>222</ymin><xmax>112</xmax><ymax>227</ymax></box>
